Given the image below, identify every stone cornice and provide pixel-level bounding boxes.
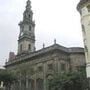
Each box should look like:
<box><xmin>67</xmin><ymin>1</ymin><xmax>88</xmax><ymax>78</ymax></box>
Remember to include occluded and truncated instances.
<box><xmin>5</xmin><ymin>44</ymin><xmax>84</xmax><ymax>67</ymax></box>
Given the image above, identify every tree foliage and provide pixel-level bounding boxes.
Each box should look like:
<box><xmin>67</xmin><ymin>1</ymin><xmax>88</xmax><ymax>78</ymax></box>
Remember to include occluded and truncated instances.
<box><xmin>48</xmin><ymin>70</ymin><xmax>88</xmax><ymax>90</ymax></box>
<box><xmin>0</xmin><ymin>69</ymin><xmax>17</xmax><ymax>88</ymax></box>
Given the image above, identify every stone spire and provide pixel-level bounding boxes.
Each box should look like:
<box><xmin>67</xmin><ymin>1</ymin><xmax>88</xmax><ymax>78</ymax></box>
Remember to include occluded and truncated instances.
<box><xmin>26</xmin><ymin>0</ymin><xmax>31</xmax><ymax>10</ymax></box>
<box><xmin>23</xmin><ymin>0</ymin><xmax>33</xmax><ymax>21</ymax></box>
<box><xmin>18</xmin><ymin>0</ymin><xmax>35</xmax><ymax>54</ymax></box>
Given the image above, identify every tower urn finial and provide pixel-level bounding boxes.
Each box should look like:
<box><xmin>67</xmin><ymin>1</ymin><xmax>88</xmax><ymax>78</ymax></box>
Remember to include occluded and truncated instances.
<box><xmin>26</xmin><ymin>0</ymin><xmax>31</xmax><ymax>10</ymax></box>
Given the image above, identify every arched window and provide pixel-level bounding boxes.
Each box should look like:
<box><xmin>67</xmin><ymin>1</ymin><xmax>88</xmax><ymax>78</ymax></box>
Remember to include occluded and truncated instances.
<box><xmin>61</xmin><ymin>63</ymin><xmax>66</xmax><ymax>71</ymax></box>
<box><xmin>48</xmin><ymin>64</ymin><xmax>53</xmax><ymax>70</ymax></box>
<box><xmin>28</xmin><ymin>79</ymin><xmax>34</xmax><ymax>90</ymax></box>
<box><xmin>29</xmin><ymin>26</ymin><xmax>31</xmax><ymax>31</ymax></box>
<box><xmin>82</xmin><ymin>25</ymin><xmax>86</xmax><ymax>38</ymax></box>
<box><xmin>36</xmin><ymin>79</ymin><xmax>44</xmax><ymax>90</ymax></box>
<box><xmin>20</xmin><ymin>44</ymin><xmax>22</xmax><ymax>52</ymax></box>
<box><xmin>15</xmin><ymin>81</ymin><xmax>20</xmax><ymax>90</ymax></box>
<box><xmin>47</xmin><ymin>75</ymin><xmax>53</xmax><ymax>90</ymax></box>
<box><xmin>30</xmin><ymin>68</ymin><xmax>34</xmax><ymax>75</ymax></box>
<box><xmin>82</xmin><ymin>25</ymin><xmax>86</xmax><ymax>33</ymax></box>
<box><xmin>84</xmin><ymin>45</ymin><xmax>88</xmax><ymax>52</ymax></box>
<box><xmin>21</xmin><ymin>80</ymin><xmax>26</xmax><ymax>90</ymax></box>
<box><xmin>38</xmin><ymin>66</ymin><xmax>43</xmax><ymax>72</ymax></box>
<box><xmin>29</xmin><ymin>14</ymin><xmax>31</xmax><ymax>18</ymax></box>
<box><xmin>28</xmin><ymin>44</ymin><xmax>31</xmax><ymax>50</ymax></box>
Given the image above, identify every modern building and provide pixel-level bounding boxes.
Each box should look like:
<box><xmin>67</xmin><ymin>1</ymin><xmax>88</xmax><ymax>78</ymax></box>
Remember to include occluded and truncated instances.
<box><xmin>77</xmin><ymin>0</ymin><xmax>90</xmax><ymax>79</ymax></box>
<box><xmin>5</xmin><ymin>0</ymin><xmax>85</xmax><ymax>90</ymax></box>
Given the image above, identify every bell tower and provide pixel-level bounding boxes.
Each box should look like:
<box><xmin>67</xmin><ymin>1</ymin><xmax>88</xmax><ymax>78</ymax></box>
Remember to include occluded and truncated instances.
<box><xmin>77</xmin><ymin>0</ymin><xmax>90</xmax><ymax>79</ymax></box>
<box><xmin>18</xmin><ymin>0</ymin><xmax>35</xmax><ymax>54</ymax></box>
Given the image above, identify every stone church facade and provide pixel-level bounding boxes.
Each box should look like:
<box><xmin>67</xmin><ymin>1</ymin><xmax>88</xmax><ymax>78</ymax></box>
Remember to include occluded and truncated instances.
<box><xmin>5</xmin><ymin>0</ymin><xmax>85</xmax><ymax>90</ymax></box>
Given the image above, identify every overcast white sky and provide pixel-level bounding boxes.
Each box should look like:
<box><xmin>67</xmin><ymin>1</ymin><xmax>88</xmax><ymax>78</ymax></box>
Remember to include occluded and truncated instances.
<box><xmin>0</xmin><ymin>0</ymin><xmax>83</xmax><ymax>66</ymax></box>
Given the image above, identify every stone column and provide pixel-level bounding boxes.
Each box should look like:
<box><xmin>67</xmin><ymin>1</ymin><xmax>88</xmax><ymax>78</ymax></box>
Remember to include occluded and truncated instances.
<box><xmin>43</xmin><ymin>63</ymin><xmax>47</xmax><ymax>90</ymax></box>
<box><xmin>35</xmin><ymin>76</ymin><xmax>36</xmax><ymax>90</ymax></box>
<box><xmin>54</xmin><ymin>58</ymin><xmax>58</xmax><ymax>73</ymax></box>
<box><xmin>19</xmin><ymin>80</ymin><xmax>21</xmax><ymax>90</ymax></box>
<box><xmin>26</xmin><ymin>76</ymin><xmax>28</xmax><ymax>90</ymax></box>
<box><xmin>19</xmin><ymin>72</ymin><xmax>22</xmax><ymax>90</ymax></box>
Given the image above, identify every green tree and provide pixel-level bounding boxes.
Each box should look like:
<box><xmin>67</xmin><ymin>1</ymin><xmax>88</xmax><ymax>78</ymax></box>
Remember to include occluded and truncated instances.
<box><xmin>0</xmin><ymin>69</ymin><xmax>17</xmax><ymax>90</ymax></box>
<box><xmin>48</xmin><ymin>70</ymin><xmax>88</xmax><ymax>90</ymax></box>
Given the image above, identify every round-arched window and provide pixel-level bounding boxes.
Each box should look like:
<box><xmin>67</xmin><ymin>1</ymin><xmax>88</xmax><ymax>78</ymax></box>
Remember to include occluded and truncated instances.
<box><xmin>82</xmin><ymin>24</ymin><xmax>86</xmax><ymax>37</ymax></box>
<box><xmin>29</xmin><ymin>26</ymin><xmax>31</xmax><ymax>31</ymax></box>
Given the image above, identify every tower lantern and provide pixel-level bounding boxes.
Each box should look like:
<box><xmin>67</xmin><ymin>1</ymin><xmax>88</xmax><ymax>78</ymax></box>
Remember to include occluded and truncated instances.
<box><xmin>18</xmin><ymin>0</ymin><xmax>35</xmax><ymax>54</ymax></box>
<box><xmin>77</xmin><ymin>0</ymin><xmax>90</xmax><ymax>78</ymax></box>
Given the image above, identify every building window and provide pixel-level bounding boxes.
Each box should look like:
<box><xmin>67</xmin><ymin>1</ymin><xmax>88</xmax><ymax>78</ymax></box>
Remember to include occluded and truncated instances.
<box><xmin>28</xmin><ymin>44</ymin><xmax>31</xmax><ymax>50</ymax></box>
<box><xmin>82</xmin><ymin>25</ymin><xmax>85</xmax><ymax>33</ymax></box>
<box><xmin>61</xmin><ymin>63</ymin><xmax>66</xmax><ymax>71</ymax></box>
<box><xmin>48</xmin><ymin>64</ymin><xmax>53</xmax><ymax>70</ymax></box>
<box><xmin>28</xmin><ymin>79</ymin><xmax>34</xmax><ymax>90</ymax></box>
<box><xmin>29</xmin><ymin>26</ymin><xmax>31</xmax><ymax>31</ymax></box>
<box><xmin>29</xmin><ymin>14</ymin><xmax>30</xmax><ymax>18</ymax></box>
<box><xmin>38</xmin><ymin>66</ymin><xmax>43</xmax><ymax>72</ymax></box>
<box><xmin>84</xmin><ymin>45</ymin><xmax>88</xmax><ymax>52</ymax></box>
<box><xmin>82</xmin><ymin>25</ymin><xmax>86</xmax><ymax>38</ymax></box>
<box><xmin>84</xmin><ymin>39</ymin><xmax>87</xmax><ymax>45</ymax></box>
<box><xmin>20</xmin><ymin>44</ymin><xmax>22</xmax><ymax>51</ymax></box>
<box><xmin>22</xmin><ymin>26</ymin><xmax>24</xmax><ymax>31</ymax></box>
<box><xmin>36</xmin><ymin>79</ymin><xmax>44</xmax><ymax>90</ymax></box>
<box><xmin>30</xmin><ymin>68</ymin><xmax>34</xmax><ymax>75</ymax></box>
<box><xmin>21</xmin><ymin>80</ymin><xmax>26</xmax><ymax>90</ymax></box>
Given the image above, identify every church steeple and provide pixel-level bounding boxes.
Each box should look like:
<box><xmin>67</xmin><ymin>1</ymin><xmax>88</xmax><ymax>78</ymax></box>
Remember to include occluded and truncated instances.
<box><xmin>26</xmin><ymin>0</ymin><xmax>31</xmax><ymax>9</ymax></box>
<box><xmin>18</xmin><ymin>0</ymin><xmax>35</xmax><ymax>54</ymax></box>
<box><xmin>23</xmin><ymin>0</ymin><xmax>33</xmax><ymax>21</ymax></box>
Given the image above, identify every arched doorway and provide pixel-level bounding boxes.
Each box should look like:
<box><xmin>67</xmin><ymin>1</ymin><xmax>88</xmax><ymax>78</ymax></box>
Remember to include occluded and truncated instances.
<box><xmin>36</xmin><ymin>78</ymin><xmax>44</xmax><ymax>90</ymax></box>
<box><xmin>28</xmin><ymin>79</ymin><xmax>34</xmax><ymax>90</ymax></box>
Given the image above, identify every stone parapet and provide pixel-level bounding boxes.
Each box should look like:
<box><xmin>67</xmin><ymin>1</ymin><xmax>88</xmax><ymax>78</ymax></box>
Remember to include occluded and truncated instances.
<box><xmin>5</xmin><ymin>44</ymin><xmax>84</xmax><ymax>67</ymax></box>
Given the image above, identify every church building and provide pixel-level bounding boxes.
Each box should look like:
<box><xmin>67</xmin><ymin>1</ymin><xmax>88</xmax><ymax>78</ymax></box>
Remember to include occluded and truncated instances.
<box><xmin>5</xmin><ymin>0</ymin><xmax>85</xmax><ymax>90</ymax></box>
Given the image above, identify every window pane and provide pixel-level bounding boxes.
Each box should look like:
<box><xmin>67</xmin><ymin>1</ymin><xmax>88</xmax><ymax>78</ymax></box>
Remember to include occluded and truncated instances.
<box><xmin>61</xmin><ymin>63</ymin><xmax>66</xmax><ymax>71</ymax></box>
<box><xmin>20</xmin><ymin>44</ymin><xmax>22</xmax><ymax>51</ymax></box>
<box><xmin>48</xmin><ymin>64</ymin><xmax>53</xmax><ymax>70</ymax></box>
<box><xmin>28</xmin><ymin>44</ymin><xmax>31</xmax><ymax>50</ymax></box>
<box><xmin>36</xmin><ymin>79</ymin><xmax>44</xmax><ymax>90</ymax></box>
